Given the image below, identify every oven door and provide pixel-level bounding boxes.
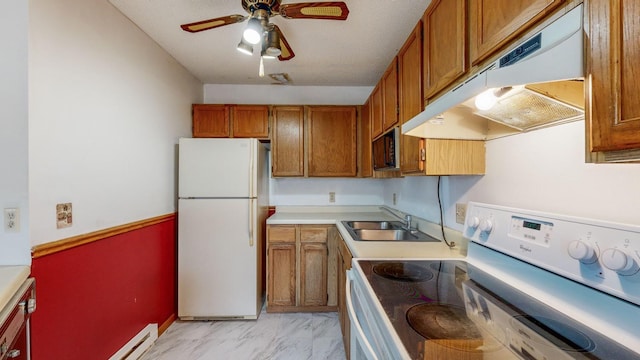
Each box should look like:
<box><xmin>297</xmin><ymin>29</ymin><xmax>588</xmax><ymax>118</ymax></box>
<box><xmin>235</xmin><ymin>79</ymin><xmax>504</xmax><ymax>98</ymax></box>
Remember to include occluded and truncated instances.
<box><xmin>346</xmin><ymin>269</ymin><xmax>407</xmax><ymax>360</ymax></box>
<box><xmin>346</xmin><ymin>270</ymin><xmax>378</xmax><ymax>360</ymax></box>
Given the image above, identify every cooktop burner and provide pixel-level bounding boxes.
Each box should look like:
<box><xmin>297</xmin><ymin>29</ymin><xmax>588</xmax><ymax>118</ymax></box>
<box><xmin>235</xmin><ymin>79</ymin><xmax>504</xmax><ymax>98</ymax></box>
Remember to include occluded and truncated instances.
<box><xmin>406</xmin><ymin>303</ymin><xmax>482</xmax><ymax>340</ymax></box>
<box><xmin>373</xmin><ymin>262</ymin><xmax>433</xmax><ymax>282</ymax></box>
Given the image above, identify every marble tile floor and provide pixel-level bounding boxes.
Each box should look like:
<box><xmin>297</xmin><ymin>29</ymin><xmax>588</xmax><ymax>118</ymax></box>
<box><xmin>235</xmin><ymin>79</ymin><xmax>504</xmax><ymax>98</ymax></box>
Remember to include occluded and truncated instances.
<box><xmin>140</xmin><ymin>310</ymin><xmax>347</xmax><ymax>360</ymax></box>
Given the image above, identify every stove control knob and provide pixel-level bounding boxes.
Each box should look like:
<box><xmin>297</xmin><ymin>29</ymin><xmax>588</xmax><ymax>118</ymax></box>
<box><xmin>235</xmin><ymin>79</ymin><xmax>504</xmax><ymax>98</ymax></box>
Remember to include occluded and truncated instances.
<box><xmin>567</xmin><ymin>240</ymin><xmax>597</xmax><ymax>263</ymax></box>
<box><xmin>466</xmin><ymin>216</ymin><xmax>480</xmax><ymax>229</ymax></box>
<box><xmin>601</xmin><ymin>248</ymin><xmax>636</xmax><ymax>274</ymax></box>
<box><xmin>479</xmin><ymin>219</ymin><xmax>493</xmax><ymax>233</ymax></box>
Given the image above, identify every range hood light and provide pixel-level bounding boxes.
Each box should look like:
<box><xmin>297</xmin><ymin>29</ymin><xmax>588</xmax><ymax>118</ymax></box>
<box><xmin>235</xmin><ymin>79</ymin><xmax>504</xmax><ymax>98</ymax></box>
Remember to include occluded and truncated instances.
<box><xmin>475</xmin><ymin>89</ymin><xmax>498</xmax><ymax>110</ymax></box>
<box><xmin>475</xmin><ymin>86</ymin><xmax>516</xmax><ymax>110</ymax></box>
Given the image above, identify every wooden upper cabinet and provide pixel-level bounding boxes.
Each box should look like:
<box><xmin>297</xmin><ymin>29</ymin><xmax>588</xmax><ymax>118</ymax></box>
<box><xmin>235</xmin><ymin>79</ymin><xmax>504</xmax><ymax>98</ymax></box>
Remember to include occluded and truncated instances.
<box><xmin>192</xmin><ymin>104</ymin><xmax>229</xmax><ymax>137</ymax></box>
<box><xmin>382</xmin><ymin>58</ymin><xmax>399</xmax><ymax>132</ymax></box>
<box><xmin>272</xmin><ymin>106</ymin><xmax>304</xmax><ymax>177</ymax></box>
<box><xmin>231</xmin><ymin>105</ymin><xmax>269</xmax><ymax>138</ymax></box>
<box><xmin>398</xmin><ymin>21</ymin><xmax>424</xmax><ymax>174</ymax></box>
<box><xmin>469</xmin><ymin>0</ymin><xmax>565</xmax><ymax>65</ymax></box>
<box><xmin>370</xmin><ymin>84</ymin><xmax>384</xmax><ymax>139</ymax></box>
<box><xmin>192</xmin><ymin>104</ymin><xmax>269</xmax><ymax>138</ymax></box>
<box><xmin>424</xmin><ymin>0</ymin><xmax>467</xmax><ymax>100</ymax></box>
<box><xmin>587</xmin><ymin>0</ymin><xmax>640</xmax><ymax>155</ymax></box>
<box><xmin>423</xmin><ymin>139</ymin><xmax>486</xmax><ymax>175</ymax></box>
<box><xmin>359</xmin><ymin>99</ymin><xmax>373</xmax><ymax>177</ymax></box>
<box><xmin>307</xmin><ymin>106</ymin><xmax>357</xmax><ymax>177</ymax></box>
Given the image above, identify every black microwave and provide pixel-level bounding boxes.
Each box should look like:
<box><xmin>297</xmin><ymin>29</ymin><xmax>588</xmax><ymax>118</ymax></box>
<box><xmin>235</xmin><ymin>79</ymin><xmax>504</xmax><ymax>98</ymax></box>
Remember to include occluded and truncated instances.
<box><xmin>372</xmin><ymin>128</ymin><xmax>399</xmax><ymax>170</ymax></box>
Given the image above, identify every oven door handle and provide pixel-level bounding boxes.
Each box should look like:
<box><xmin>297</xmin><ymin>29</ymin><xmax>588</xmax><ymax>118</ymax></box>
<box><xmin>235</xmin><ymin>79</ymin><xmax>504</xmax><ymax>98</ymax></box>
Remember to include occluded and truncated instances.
<box><xmin>346</xmin><ymin>270</ymin><xmax>379</xmax><ymax>360</ymax></box>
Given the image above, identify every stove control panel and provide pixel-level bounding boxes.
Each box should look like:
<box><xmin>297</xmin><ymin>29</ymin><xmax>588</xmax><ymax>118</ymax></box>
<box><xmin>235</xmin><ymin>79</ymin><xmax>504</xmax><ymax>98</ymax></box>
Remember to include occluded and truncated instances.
<box><xmin>463</xmin><ymin>202</ymin><xmax>640</xmax><ymax>306</ymax></box>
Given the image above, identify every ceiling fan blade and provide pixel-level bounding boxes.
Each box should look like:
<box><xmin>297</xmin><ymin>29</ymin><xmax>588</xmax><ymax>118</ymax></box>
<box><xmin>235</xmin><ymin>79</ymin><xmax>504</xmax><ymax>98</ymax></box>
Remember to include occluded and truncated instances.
<box><xmin>273</xmin><ymin>25</ymin><xmax>295</xmax><ymax>61</ymax></box>
<box><xmin>180</xmin><ymin>14</ymin><xmax>247</xmax><ymax>33</ymax></box>
<box><xmin>279</xmin><ymin>2</ymin><xmax>349</xmax><ymax>20</ymax></box>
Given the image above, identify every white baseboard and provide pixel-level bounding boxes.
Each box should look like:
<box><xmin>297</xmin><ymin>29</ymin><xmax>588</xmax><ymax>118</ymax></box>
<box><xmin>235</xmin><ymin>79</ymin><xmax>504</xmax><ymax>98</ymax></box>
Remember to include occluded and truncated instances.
<box><xmin>109</xmin><ymin>323</ymin><xmax>158</xmax><ymax>360</ymax></box>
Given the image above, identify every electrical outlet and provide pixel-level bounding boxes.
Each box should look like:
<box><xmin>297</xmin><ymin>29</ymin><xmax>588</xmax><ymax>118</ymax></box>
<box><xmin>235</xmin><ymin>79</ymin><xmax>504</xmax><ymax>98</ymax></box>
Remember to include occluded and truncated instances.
<box><xmin>393</xmin><ymin>193</ymin><xmax>397</xmax><ymax>205</ymax></box>
<box><xmin>4</xmin><ymin>208</ymin><xmax>19</xmax><ymax>232</ymax></box>
<box><xmin>329</xmin><ymin>192</ymin><xmax>336</xmax><ymax>203</ymax></box>
<box><xmin>56</xmin><ymin>203</ymin><xmax>73</xmax><ymax>229</ymax></box>
<box><xmin>455</xmin><ymin>203</ymin><xmax>467</xmax><ymax>224</ymax></box>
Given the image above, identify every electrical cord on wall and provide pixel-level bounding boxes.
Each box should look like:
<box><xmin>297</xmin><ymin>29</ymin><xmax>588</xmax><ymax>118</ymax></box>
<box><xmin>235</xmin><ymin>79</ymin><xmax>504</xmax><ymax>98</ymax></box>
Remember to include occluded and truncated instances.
<box><xmin>437</xmin><ymin>176</ymin><xmax>455</xmax><ymax>248</ymax></box>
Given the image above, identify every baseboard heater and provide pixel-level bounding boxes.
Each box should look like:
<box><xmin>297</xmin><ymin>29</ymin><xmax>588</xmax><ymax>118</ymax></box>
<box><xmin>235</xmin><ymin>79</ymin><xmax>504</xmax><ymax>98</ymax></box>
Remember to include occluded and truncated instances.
<box><xmin>109</xmin><ymin>324</ymin><xmax>158</xmax><ymax>360</ymax></box>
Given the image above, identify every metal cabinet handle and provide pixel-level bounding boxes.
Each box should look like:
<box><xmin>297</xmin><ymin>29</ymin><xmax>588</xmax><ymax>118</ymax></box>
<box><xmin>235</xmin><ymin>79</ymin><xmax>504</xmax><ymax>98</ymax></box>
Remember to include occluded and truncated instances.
<box><xmin>28</xmin><ymin>298</ymin><xmax>36</xmax><ymax>314</ymax></box>
<box><xmin>7</xmin><ymin>349</ymin><xmax>21</xmax><ymax>358</ymax></box>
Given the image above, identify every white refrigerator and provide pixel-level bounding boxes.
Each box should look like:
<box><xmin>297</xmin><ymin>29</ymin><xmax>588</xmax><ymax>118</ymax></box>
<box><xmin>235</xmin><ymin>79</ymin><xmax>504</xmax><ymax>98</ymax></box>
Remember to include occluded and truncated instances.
<box><xmin>178</xmin><ymin>138</ymin><xmax>268</xmax><ymax>320</ymax></box>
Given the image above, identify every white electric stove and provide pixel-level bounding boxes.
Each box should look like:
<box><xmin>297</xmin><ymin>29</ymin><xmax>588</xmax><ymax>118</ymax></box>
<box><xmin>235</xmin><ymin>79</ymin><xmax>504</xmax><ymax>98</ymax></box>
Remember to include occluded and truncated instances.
<box><xmin>347</xmin><ymin>202</ymin><xmax>640</xmax><ymax>360</ymax></box>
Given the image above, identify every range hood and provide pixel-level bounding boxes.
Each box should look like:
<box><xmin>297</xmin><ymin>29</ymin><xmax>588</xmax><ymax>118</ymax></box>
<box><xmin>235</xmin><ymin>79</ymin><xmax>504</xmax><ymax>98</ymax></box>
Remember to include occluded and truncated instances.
<box><xmin>403</xmin><ymin>4</ymin><xmax>584</xmax><ymax>140</ymax></box>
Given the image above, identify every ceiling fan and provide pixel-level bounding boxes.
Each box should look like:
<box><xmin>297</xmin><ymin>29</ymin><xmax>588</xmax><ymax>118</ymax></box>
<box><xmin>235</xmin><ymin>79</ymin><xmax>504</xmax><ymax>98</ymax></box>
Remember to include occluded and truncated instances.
<box><xmin>180</xmin><ymin>0</ymin><xmax>349</xmax><ymax>61</ymax></box>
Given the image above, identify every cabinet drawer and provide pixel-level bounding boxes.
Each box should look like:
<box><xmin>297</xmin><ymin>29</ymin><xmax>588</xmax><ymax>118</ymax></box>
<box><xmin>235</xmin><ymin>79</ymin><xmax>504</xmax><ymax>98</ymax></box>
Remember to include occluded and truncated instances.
<box><xmin>268</xmin><ymin>226</ymin><xmax>296</xmax><ymax>243</ymax></box>
<box><xmin>300</xmin><ymin>226</ymin><xmax>329</xmax><ymax>243</ymax></box>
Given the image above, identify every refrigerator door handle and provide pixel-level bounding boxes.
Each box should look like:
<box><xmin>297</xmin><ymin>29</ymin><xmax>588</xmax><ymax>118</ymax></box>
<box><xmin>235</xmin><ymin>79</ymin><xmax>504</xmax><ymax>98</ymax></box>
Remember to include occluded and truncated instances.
<box><xmin>249</xmin><ymin>198</ymin><xmax>254</xmax><ymax>247</ymax></box>
<box><xmin>249</xmin><ymin>140</ymin><xmax>255</xmax><ymax>198</ymax></box>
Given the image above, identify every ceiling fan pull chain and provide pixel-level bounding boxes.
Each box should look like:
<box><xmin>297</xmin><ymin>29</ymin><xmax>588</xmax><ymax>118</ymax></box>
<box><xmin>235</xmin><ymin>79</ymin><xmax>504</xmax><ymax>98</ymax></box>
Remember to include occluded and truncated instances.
<box><xmin>259</xmin><ymin>56</ymin><xmax>265</xmax><ymax>77</ymax></box>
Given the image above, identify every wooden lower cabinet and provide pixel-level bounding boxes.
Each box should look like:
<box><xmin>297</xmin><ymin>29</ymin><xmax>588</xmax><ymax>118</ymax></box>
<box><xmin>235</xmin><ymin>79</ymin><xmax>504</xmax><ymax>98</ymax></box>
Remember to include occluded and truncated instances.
<box><xmin>268</xmin><ymin>243</ymin><xmax>296</xmax><ymax>307</ymax></box>
<box><xmin>267</xmin><ymin>224</ymin><xmax>337</xmax><ymax>312</ymax></box>
<box><xmin>336</xmin><ymin>231</ymin><xmax>353</xmax><ymax>358</ymax></box>
<box><xmin>300</xmin><ymin>243</ymin><xmax>328</xmax><ymax>306</ymax></box>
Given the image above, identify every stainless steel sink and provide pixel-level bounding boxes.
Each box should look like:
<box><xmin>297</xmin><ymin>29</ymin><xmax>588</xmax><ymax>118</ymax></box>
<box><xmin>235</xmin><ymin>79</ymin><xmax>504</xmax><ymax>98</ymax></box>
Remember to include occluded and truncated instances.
<box><xmin>341</xmin><ymin>221</ymin><xmax>440</xmax><ymax>242</ymax></box>
<box><xmin>343</xmin><ymin>221</ymin><xmax>403</xmax><ymax>230</ymax></box>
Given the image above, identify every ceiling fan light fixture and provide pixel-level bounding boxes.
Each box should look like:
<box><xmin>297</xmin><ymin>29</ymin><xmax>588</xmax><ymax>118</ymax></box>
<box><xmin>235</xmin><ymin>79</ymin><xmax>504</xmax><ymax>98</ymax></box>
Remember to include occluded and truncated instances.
<box><xmin>265</xmin><ymin>28</ymin><xmax>281</xmax><ymax>57</ymax></box>
<box><xmin>243</xmin><ymin>17</ymin><xmax>263</xmax><ymax>45</ymax></box>
<box><xmin>261</xmin><ymin>48</ymin><xmax>277</xmax><ymax>59</ymax></box>
<box><xmin>236</xmin><ymin>38</ymin><xmax>254</xmax><ymax>55</ymax></box>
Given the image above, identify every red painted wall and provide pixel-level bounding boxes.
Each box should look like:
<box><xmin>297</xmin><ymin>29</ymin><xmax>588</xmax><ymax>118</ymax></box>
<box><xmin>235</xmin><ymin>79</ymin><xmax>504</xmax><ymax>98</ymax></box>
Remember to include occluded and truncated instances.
<box><xmin>30</xmin><ymin>217</ymin><xmax>176</xmax><ymax>360</ymax></box>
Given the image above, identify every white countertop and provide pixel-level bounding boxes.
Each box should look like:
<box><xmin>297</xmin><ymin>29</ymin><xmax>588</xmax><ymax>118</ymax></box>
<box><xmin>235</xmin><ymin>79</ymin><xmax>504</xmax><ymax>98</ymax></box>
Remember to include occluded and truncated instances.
<box><xmin>267</xmin><ymin>206</ymin><xmax>467</xmax><ymax>259</ymax></box>
<box><xmin>0</xmin><ymin>266</ymin><xmax>31</xmax><ymax>314</ymax></box>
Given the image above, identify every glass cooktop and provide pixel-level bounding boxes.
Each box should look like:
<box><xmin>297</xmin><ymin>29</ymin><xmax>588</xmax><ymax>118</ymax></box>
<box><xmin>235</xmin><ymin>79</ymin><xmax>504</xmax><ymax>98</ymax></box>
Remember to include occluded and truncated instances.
<box><xmin>357</xmin><ymin>259</ymin><xmax>640</xmax><ymax>360</ymax></box>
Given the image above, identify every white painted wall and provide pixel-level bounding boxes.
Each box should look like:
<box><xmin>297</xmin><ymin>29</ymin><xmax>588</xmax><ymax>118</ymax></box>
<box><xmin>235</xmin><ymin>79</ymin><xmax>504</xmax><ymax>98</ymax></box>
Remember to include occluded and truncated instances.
<box><xmin>28</xmin><ymin>0</ymin><xmax>203</xmax><ymax>246</ymax></box>
<box><xmin>0</xmin><ymin>1</ymin><xmax>30</xmax><ymax>264</ymax></box>
<box><xmin>270</xmin><ymin>178</ymin><xmax>384</xmax><ymax>206</ymax></box>
<box><xmin>382</xmin><ymin>121</ymin><xmax>640</xmax><ymax>232</ymax></box>
<box><xmin>444</xmin><ymin>120</ymin><xmax>640</xmax><ymax>230</ymax></box>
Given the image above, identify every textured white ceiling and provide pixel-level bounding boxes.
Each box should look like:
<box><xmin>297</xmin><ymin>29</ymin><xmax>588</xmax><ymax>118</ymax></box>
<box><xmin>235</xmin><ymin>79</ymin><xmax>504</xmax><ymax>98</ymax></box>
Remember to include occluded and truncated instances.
<box><xmin>108</xmin><ymin>0</ymin><xmax>430</xmax><ymax>86</ymax></box>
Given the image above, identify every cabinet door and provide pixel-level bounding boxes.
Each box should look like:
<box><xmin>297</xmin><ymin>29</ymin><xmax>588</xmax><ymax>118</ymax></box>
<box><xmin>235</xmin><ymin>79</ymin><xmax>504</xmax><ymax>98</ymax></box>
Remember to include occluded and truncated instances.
<box><xmin>272</xmin><ymin>106</ymin><xmax>304</xmax><ymax>177</ymax></box>
<box><xmin>268</xmin><ymin>243</ymin><xmax>297</xmax><ymax>307</ymax></box>
<box><xmin>423</xmin><ymin>139</ymin><xmax>486</xmax><ymax>175</ymax></box>
<box><xmin>337</xmin><ymin>234</ymin><xmax>352</xmax><ymax>357</ymax></box>
<box><xmin>231</xmin><ymin>105</ymin><xmax>269</xmax><ymax>139</ymax></box>
<box><xmin>469</xmin><ymin>0</ymin><xmax>564</xmax><ymax>65</ymax></box>
<box><xmin>370</xmin><ymin>84</ymin><xmax>384</xmax><ymax>139</ymax></box>
<box><xmin>423</xmin><ymin>0</ymin><xmax>467</xmax><ymax>100</ymax></box>
<box><xmin>588</xmin><ymin>0</ymin><xmax>640</xmax><ymax>153</ymax></box>
<box><xmin>382</xmin><ymin>58</ymin><xmax>399</xmax><ymax>132</ymax></box>
<box><xmin>398</xmin><ymin>21</ymin><xmax>424</xmax><ymax>174</ymax></box>
<box><xmin>307</xmin><ymin>106</ymin><xmax>357</xmax><ymax>177</ymax></box>
<box><xmin>192</xmin><ymin>104</ymin><xmax>229</xmax><ymax>137</ymax></box>
<box><xmin>359</xmin><ymin>100</ymin><xmax>373</xmax><ymax>177</ymax></box>
<box><xmin>300</xmin><ymin>242</ymin><xmax>328</xmax><ymax>307</ymax></box>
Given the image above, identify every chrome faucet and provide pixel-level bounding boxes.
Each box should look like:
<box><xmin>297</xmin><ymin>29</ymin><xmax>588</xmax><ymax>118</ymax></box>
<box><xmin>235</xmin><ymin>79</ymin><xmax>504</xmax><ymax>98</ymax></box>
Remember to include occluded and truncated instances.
<box><xmin>380</xmin><ymin>207</ymin><xmax>416</xmax><ymax>231</ymax></box>
<box><xmin>404</xmin><ymin>215</ymin><xmax>412</xmax><ymax>230</ymax></box>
